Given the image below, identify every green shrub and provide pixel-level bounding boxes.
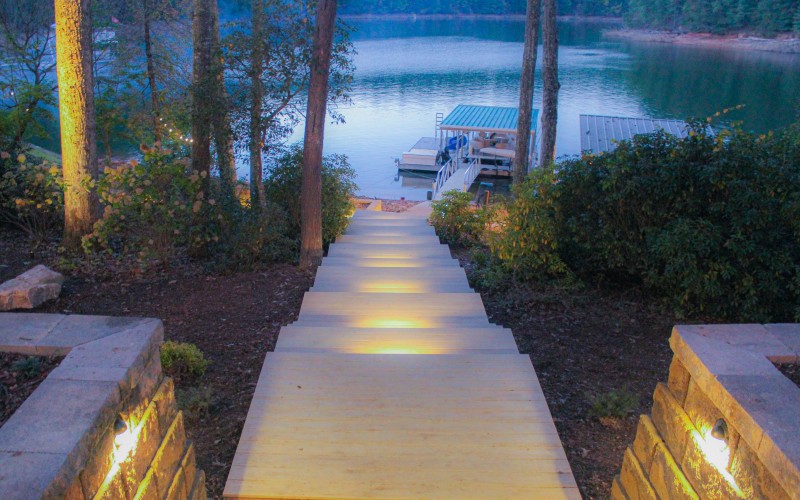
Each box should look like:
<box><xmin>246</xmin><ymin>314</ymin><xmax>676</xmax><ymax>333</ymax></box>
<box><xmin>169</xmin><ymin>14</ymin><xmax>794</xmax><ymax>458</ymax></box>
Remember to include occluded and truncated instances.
<box><xmin>160</xmin><ymin>341</ymin><xmax>209</xmax><ymax>379</ymax></box>
<box><xmin>429</xmin><ymin>190</ymin><xmax>488</xmax><ymax>246</ymax></box>
<box><xmin>11</xmin><ymin>356</ymin><xmax>42</xmax><ymax>380</ymax></box>
<box><xmin>84</xmin><ymin>143</ymin><xmax>295</xmax><ymax>270</ymax></box>
<box><xmin>487</xmin><ymin>169</ymin><xmax>571</xmax><ymax>280</ymax></box>
<box><xmin>206</xmin><ymin>203</ymin><xmax>296</xmax><ymax>270</ymax></box>
<box><xmin>0</xmin><ymin>151</ymin><xmax>64</xmax><ymax>240</ymax></box>
<box><xmin>176</xmin><ymin>386</ymin><xmax>214</xmax><ymax>418</ymax></box>
<box><xmin>588</xmin><ymin>388</ymin><xmax>638</xmax><ymax>419</ymax></box>
<box><xmin>554</xmin><ymin>122</ymin><xmax>800</xmax><ymax>321</ymax></box>
<box><xmin>263</xmin><ymin>144</ymin><xmax>357</xmax><ymax>248</ymax></box>
<box><xmin>83</xmin><ymin>146</ymin><xmax>216</xmax><ymax>265</ymax></box>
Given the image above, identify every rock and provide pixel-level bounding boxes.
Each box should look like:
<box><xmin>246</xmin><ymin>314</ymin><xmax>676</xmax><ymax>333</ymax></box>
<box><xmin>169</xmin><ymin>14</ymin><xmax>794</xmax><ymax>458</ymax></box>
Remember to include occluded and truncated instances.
<box><xmin>0</xmin><ymin>265</ymin><xmax>64</xmax><ymax>311</ymax></box>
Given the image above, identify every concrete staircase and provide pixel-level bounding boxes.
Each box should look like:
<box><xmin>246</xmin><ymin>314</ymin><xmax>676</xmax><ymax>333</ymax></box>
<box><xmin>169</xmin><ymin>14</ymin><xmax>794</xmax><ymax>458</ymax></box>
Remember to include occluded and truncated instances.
<box><xmin>224</xmin><ymin>210</ymin><xmax>580</xmax><ymax>499</ymax></box>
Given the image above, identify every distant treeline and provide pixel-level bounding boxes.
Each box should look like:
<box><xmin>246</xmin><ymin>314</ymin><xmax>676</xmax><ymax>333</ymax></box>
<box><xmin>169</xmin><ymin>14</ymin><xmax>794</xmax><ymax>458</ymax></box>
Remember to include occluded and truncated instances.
<box><xmin>626</xmin><ymin>0</ymin><xmax>800</xmax><ymax>35</ymax></box>
<box><xmin>337</xmin><ymin>0</ymin><xmax>627</xmax><ymax>17</ymax></box>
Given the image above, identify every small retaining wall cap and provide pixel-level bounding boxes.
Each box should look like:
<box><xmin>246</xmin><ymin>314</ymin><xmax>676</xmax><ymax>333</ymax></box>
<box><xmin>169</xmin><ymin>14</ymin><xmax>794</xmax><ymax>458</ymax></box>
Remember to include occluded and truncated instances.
<box><xmin>0</xmin><ymin>265</ymin><xmax>64</xmax><ymax>311</ymax></box>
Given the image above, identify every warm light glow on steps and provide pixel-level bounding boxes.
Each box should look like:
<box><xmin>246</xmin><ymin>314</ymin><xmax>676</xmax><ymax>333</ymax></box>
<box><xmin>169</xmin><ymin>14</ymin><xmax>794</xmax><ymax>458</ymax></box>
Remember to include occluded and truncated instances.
<box><xmin>356</xmin><ymin>318</ymin><xmax>432</xmax><ymax>329</ymax></box>
<box><xmin>358</xmin><ymin>281</ymin><xmax>426</xmax><ymax>293</ymax></box>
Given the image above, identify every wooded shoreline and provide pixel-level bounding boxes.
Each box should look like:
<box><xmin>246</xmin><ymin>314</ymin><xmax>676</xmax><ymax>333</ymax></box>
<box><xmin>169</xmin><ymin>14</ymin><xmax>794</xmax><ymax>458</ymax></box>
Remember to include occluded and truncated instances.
<box><xmin>605</xmin><ymin>29</ymin><xmax>800</xmax><ymax>54</ymax></box>
<box><xmin>339</xmin><ymin>13</ymin><xmax>623</xmax><ymax>23</ymax></box>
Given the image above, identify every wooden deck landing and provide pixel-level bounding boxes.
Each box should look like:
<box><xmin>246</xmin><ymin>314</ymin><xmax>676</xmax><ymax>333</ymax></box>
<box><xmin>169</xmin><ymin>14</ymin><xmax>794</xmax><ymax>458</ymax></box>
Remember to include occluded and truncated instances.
<box><xmin>224</xmin><ymin>211</ymin><xmax>580</xmax><ymax>499</ymax></box>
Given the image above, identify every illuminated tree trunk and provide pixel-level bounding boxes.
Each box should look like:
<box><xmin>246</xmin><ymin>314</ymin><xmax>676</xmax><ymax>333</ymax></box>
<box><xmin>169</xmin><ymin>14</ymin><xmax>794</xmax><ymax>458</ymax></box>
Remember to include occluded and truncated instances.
<box><xmin>209</xmin><ymin>0</ymin><xmax>237</xmax><ymax>201</ymax></box>
<box><xmin>249</xmin><ymin>0</ymin><xmax>267</xmax><ymax>208</ymax></box>
<box><xmin>513</xmin><ymin>0</ymin><xmax>541</xmax><ymax>184</ymax></box>
<box><xmin>300</xmin><ymin>0</ymin><xmax>337</xmax><ymax>268</ymax></box>
<box><xmin>191</xmin><ymin>0</ymin><xmax>212</xmax><ymax>188</ymax></box>
<box><xmin>143</xmin><ymin>0</ymin><xmax>160</xmax><ymax>143</ymax></box>
<box><xmin>55</xmin><ymin>0</ymin><xmax>98</xmax><ymax>248</ymax></box>
<box><xmin>540</xmin><ymin>0</ymin><xmax>560</xmax><ymax>167</ymax></box>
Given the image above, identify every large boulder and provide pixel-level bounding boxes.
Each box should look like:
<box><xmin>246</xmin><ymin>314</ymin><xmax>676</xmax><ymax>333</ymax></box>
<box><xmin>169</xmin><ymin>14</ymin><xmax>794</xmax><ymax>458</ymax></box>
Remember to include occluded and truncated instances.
<box><xmin>0</xmin><ymin>265</ymin><xmax>64</xmax><ymax>311</ymax></box>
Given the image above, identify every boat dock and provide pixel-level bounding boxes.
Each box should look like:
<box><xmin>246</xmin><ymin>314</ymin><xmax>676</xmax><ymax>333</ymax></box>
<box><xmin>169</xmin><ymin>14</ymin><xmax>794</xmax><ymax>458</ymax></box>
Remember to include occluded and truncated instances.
<box><xmin>397</xmin><ymin>137</ymin><xmax>440</xmax><ymax>172</ymax></box>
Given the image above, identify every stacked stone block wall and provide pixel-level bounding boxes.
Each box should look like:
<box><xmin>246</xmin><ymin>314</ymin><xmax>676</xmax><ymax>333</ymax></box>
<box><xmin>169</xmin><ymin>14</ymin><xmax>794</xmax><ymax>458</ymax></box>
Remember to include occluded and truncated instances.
<box><xmin>0</xmin><ymin>313</ymin><xmax>206</xmax><ymax>500</ymax></box>
<box><xmin>613</xmin><ymin>324</ymin><xmax>800</xmax><ymax>500</ymax></box>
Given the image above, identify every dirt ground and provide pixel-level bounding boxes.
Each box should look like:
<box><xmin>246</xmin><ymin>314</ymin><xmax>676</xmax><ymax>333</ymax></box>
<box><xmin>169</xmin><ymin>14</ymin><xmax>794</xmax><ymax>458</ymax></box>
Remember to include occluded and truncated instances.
<box><xmin>2</xmin><ymin>224</ymin><xmax>680</xmax><ymax>499</ymax></box>
<box><xmin>0</xmin><ymin>352</ymin><xmax>62</xmax><ymax>427</ymax></box>
<box><xmin>777</xmin><ymin>363</ymin><xmax>800</xmax><ymax>389</ymax></box>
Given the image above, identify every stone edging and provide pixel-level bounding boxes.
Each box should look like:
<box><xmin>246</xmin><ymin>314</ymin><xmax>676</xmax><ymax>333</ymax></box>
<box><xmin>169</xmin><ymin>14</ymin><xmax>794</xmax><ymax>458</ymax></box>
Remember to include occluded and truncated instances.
<box><xmin>671</xmin><ymin>324</ymin><xmax>800</xmax><ymax>496</ymax></box>
<box><xmin>0</xmin><ymin>313</ymin><xmax>163</xmax><ymax>498</ymax></box>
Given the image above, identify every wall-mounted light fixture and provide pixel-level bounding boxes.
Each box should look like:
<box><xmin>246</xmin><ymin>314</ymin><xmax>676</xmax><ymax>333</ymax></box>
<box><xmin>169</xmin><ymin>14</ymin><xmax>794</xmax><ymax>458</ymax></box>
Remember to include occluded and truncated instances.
<box><xmin>711</xmin><ymin>418</ymin><xmax>728</xmax><ymax>443</ymax></box>
<box><xmin>114</xmin><ymin>416</ymin><xmax>128</xmax><ymax>436</ymax></box>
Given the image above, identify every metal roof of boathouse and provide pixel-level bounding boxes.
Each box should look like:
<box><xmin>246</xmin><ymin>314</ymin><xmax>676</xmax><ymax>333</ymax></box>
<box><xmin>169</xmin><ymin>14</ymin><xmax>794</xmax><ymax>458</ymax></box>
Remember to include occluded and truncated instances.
<box><xmin>440</xmin><ymin>105</ymin><xmax>539</xmax><ymax>134</ymax></box>
<box><xmin>580</xmin><ymin>115</ymin><xmax>693</xmax><ymax>154</ymax></box>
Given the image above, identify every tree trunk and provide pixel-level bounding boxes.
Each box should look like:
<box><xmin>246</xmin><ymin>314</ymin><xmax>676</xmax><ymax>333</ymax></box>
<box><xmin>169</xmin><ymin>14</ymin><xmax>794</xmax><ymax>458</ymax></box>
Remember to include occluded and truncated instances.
<box><xmin>300</xmin><ymin>0</ymin><xmax>337</xmax><ymax>269</ymax></box>
<box><xmin>513</xmin><ymin>0</ymin><xmax>542</xmax><ymax>184</ymax></box>
<box><xmin>144</xmin><ymin>0</ymin><xmax>160</xmax><ymax>143</ymax></box>
<box><xmin>540</xmin><ymin>0</ymin><xmax>560</xmax><ymax>167</ymax></box>
<box><xmin>209</xmin><ymin>0</ymin><xmax>237</xmax><ymax>201</ymax></box>
<box><xmin>249</xmin><ymin>0</ymin><xmax>266</xmax><ymax>208</ymax></box>
<box><xmin>55</xmin><ymin>0</ymin><xmax>98</xmax><ymax>249</ymax></box>
<box><xmin>191</xmin><ymin>0</ymin><xmax>212</xmax><ymax>189</ymax></box>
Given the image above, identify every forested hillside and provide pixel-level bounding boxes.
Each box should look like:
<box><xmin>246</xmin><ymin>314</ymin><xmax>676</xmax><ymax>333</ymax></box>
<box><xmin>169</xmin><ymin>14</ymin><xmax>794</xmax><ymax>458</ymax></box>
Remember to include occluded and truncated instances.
<box><xmin>337</xmin><ymin>0</ymin><xmax>800</xmax><ymax>36</ymax></box>
<box><xmin>338</xmin><ymin>0</ymin><xmax>627</xmax><ymax>17</ymax></box>
<box><xmin>626</xmin><ymin>0</ymin><xmax>800</xmax><ymax>35</ymax></box>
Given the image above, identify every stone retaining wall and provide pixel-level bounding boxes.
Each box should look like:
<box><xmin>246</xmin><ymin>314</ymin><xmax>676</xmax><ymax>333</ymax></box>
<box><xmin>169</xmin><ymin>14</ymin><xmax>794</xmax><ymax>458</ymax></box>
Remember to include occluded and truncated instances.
<box><xmin>0</xmin><ymin>313</ymin><xmax>206</xmax><ymax>499</ymax></box>
<box><xmin>613</xmin><ymin>324</ymin><xmax>800</xmax><ymax>500</ymax></box>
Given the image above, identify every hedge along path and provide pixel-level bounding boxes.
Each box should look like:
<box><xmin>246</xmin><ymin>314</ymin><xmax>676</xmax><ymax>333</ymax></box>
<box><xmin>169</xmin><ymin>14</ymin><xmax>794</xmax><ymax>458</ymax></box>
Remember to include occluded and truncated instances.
<box><xmin>223</xmin><ymin>210</ymin><xmax>580</xmax><ymax>499</ymax></box>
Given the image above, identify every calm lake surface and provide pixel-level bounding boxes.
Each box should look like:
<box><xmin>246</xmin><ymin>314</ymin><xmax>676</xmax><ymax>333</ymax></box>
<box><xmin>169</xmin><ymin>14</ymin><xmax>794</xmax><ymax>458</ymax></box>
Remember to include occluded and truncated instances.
<box><xmin>295</xmin><ymin>18</ymin><xmax>800</xmax><ymax>200</ymax></box>
<box><xmin>30</xmin><ymin>19</ymin><xmax>800</xmax><ymax>200</ymax></box>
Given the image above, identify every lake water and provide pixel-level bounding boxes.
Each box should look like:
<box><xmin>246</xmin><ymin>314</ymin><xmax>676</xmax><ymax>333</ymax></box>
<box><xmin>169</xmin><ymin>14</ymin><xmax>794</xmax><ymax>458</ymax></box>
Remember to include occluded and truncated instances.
<box><xmin>293</xmin><ymin>18</ymin><xmax>800</xmax><ymax>200</ymax></box>
<box><xmin>30</xmin><ymin>19</ymin><xmax>800</xmax><ymax>201</ymax></box>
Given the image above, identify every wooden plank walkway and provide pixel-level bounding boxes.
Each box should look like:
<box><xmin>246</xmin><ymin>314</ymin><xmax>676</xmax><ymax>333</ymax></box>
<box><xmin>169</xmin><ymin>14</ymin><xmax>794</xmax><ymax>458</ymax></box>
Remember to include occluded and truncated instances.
<box><xmin>224</xmin><ymin>211</ymin><xmax>580</xmax><ymax>499</ymax></box>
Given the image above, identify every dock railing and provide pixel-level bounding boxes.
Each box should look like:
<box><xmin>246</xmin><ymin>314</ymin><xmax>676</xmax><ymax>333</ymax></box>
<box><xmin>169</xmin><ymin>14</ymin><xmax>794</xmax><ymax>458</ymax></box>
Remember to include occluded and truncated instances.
<box><xmin>462</xmin><ymin>158</ymin><xmax>480</xmax><ymax>192</ymax></box>
<box><xmin>432</xmin><ymin>158</ymin><xmax>458</xmax><ymax>198</ymax></box>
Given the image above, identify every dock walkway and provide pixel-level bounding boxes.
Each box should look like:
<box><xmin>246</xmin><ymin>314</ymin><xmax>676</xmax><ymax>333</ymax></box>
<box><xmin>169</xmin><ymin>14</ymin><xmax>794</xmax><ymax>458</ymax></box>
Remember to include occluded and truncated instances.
<box><xmin>224</xmin><ymin>211</ymin><xmax>580</xmax><ymax>499</ymax></box>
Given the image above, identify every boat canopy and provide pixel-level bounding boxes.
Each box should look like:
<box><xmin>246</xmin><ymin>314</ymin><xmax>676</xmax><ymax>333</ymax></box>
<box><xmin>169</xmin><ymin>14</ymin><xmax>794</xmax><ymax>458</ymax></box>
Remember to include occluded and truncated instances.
<box><xmin>440</xmin><ymin>105</ymin><xmax>539</xmax><ymax>135</ymax></box>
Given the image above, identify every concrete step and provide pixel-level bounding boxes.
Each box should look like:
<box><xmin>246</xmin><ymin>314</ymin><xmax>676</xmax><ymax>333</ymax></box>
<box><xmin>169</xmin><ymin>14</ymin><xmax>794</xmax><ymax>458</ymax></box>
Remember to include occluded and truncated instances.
<box><xmin>348</xmin><ymin>219</ymin><xmax>431</xmax><ymax>228</ymax></box>
<box><xmin>297</xmin><ymin>292</ymin><xmax>490</xmax><ymax>328</ymax></box>
<box><xmin>275</xmin><ymin>326</ymin><xmax>518</xmax><ymax>354</ymax></box>
<box><xmin>327</xmin><ymin>243</ymin><xmax>452</xmax><ymax>259</ymax></box>
<box><xmin>321</xmin><ymin>256</ymin><xmax>461</xmax><ymax>268</ymax></box>
<box><xmin>343</xmin><ymin>226</ymin><xmax>436</xmax><ymax>237</ymax></box>
<box><xmin>312</xmin><ymin>267</ymin><xmax>471</xmax><ymax>293</ymax></box>
<box><xmin>351</xmin><ymin>212</ymin><xmax>427</xmax><ymax>220</ymax></box>
<box><xmin>335</xmin><ymin>234</ymin><xmax>442</xmax><ymax>245</ymax></box>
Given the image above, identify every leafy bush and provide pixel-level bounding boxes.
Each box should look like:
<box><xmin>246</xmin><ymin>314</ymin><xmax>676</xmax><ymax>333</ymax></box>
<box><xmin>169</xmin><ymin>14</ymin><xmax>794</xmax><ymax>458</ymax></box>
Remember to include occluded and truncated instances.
<box><xmin>11</xmin><ymin>356</ymin><xmax>42</xmax><ymax>380</ymax></box>
<box><xmin>205</xmin><ymin>204</ymin><xmax>296</xmax><ymax>270</ymax></box>
<box><xmin>264</xmin><ymin>144</ymin><xmax>357</xmax><ymax>248</ymax></box>
<box><xmin>160</xmin><ymin>341</ymin><xmax>209</xmax><ymax>379</ymax></box>
<box><xmin>487</xmin><ymin>170</ymin><xmax>571</xmax><ymax>280</ymax></box>
<box><xmin>555</xmin><ymin>122</ymin><xmax>800</xmax><ymax>321</ymax></box>
<box><xmin>176</xmin><ymin>386</ymin><xmax>215</xmax><ymax>419</ymax></box>
<box><xmin>84</xmin><ymin>144</ymin><xmax>294</xmax><ymax>270</ymax></box>
<box><xmin>588</xmin><ymin>388</ymin><xmax>638</xmax><ymax>419</ymax></box>
<box><xmin>0</xmin><ymin>151</ymin><xmax>63</xmax><ymax>240</ymax></box>
<box><xmin>429</xmin><ymin>190</ymin><xmax>489</xmax><ymax>246</ymax></box>
<box><xmin>83</xmin><ymin>147</ymin><xmax>216</xmax><ymax>265</ymax></box>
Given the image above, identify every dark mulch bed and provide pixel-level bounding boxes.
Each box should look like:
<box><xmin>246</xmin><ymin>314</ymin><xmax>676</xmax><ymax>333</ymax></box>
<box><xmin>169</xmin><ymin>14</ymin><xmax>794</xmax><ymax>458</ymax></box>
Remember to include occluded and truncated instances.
<box><xmin>1</xmin><ymin>352</ymin><xmax>62</xmax><ymax>427</ymax></box>
<box><xmin>1</xmin><ymin>229</ymin><xmax>313</xmax><ymax>498</ymax></box>
<box><xmin>776</xmin><ymin>363</ymin><xmax>800</xmax><ymax>389</ymax></box>
<box><xmin>454</xmin><ymin>249</ymin><xmax>679</xmax><ymax>499</ymax></box>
